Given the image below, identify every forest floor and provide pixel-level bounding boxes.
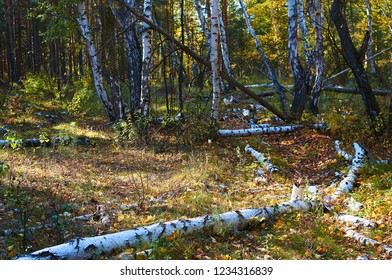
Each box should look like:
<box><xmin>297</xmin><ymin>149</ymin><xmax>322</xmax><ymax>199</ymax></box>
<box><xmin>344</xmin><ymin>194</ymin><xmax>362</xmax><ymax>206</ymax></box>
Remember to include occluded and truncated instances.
<box><xmin>0</xmin><ymin>92</ymin><xmax>391</xmax><ymax>260</ymax></box>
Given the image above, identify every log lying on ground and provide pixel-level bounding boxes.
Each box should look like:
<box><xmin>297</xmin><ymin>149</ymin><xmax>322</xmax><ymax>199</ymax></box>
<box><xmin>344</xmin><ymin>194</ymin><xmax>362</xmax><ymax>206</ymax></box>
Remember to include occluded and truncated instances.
<box><xmin>0</xmin><ymin>137</ymin><xmax>91</xmax><ymax>148</ymax></box>
<box><xmin>335</xmin><ymin>214</ymin><xmax>377</xmax><ymax>229</ymax></box>
<box><xmin>245</xmin><ymin>145</ymin><xmax>278</xmax><ymax>173</ymax></box>
<box><xmin>16</xmin><ymin>200</ymin><xmax>319</xmax><ymax>260</ymax></box>
<box><xmin>218</xmin><ymin>123</ymin><xmax>327</xmax><ymax>137</ymax></box>
<box><xmin>334</xmin><ymin>140</ymin><xmax>353</xmax><ymax>161</ymax></box>
<box><xmin>324</xmin><ymin>143</ymin><xmax>365</xmax><ymax>205</ymax></box>
<box><xmin>343</xmin><ymin>227</ymin><xmax>392</xmax><ymax>257</ymax></box>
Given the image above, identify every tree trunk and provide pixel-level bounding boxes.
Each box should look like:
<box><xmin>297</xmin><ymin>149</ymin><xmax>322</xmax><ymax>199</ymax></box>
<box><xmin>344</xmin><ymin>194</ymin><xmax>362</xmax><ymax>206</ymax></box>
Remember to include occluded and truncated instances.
<box><xmin>77</xmin><ymin>1</ymin><xmax>116</xmax><ymax>122</ymax></box>
<box><xmin>309</xmin><ymin>0</ymin><xmax>325</xmax><ymax>115</ymax></box>
<box><xmin>364</xmin><ymin>0</ymin><xmax>376</xmax><ymax>74</ymax></box>
<box><xmin>140</xmin><ymin>0</ymin><xmax>153</xmax><ymax>118</ymax></box>
<box><xmin>330</xmin><ymin>0</ymin><xmax>381</xmax><ymax>129</ymax></box>
<box><xmin>5</xmin><ymin>0</ymin><xmax>19</xmax><ymax>83</ymax></box>
<box><xmin>245</xmin><ymin>145</ymin><xmax>278</xmax><ymax>173</ymax></box>
<box><xmin>324</xmin><ymin>142</ymin><xmax>365</xmax><ymax>205</ymax></box>
<box><xmin>218</xmin><ymin>2</ymin><xmax>235</xmax><ymax>89</ymax></box>
<box><xmin>210</xmin><ymin>0</ymin><xmax>222</xmax><ymax>122</ymax></box>
<box><xmin>288</xmin><ymin>0</ymin><xmax>307</xmax><ymax>119</ymax></box>
<box><xmin>218</xmin><ymin>123</ymin><xmax>326</xmax><ymax>137</ymax></box>
<box><xmin>238</xmin><ymin>0</ymin><xmax>289</xmax><ymax>115</ymax></box>
<box><xmin>109</xmin><ymin>0</ymin><xmax>142</xmax><ymax>118</ymax></box>
<box><xmin>117</xmin><ymin>0</ymin><xmax>287</xmax><ymax>121</ymax></box>
<box><xmin>16</xmin><ymin>200</ymin><xmax>319</xmax><ymax>260</ymax></box>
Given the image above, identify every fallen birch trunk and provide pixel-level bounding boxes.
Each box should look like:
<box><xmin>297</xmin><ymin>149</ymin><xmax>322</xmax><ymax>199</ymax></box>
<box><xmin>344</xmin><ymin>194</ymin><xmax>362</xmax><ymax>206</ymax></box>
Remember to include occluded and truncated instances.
<box><xmin>335</xmin><ymin>214</ymin><xmax>377</xmax><ymax>229</ymax></box>
<box><xmin>245</xmin><ymin>145</ymin><xmax>278</xmax><ymax>173</ymax></box>
<box><xmin>16</xmin><ymin>200</ymin><xmax>319</xmax><ymax>260</ymax></box>
<box><xmin>218</xmin><ymin>123</ymin><xmax>326</xmax><ymax>137</ymax></box>
<box><xmin>0</xmin><ymin>137</ymin><xmax>91</xmax><ymax>148</ymax></box>
<box><xmin>344</xmin><ymin>227</ymin><xmax>392</xmax><ymax>257</ymax></box>
<box><xmin>334</xmin><ymin>140</ymin><xmax>353</xmax><ymax>161</ymax></box>
<box><xmin>324</xmin><ymin>143</ymin><xmax>365</xmax><ymax>204</ymax></box>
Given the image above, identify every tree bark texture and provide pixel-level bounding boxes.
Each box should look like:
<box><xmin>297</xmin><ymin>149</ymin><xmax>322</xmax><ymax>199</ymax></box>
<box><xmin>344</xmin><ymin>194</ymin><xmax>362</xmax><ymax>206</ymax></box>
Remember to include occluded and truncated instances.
<box><xmin>330</xmin><ymin>0</ymin><xmax>381</xmax><ymax>125</ymax></box>
<box><xmin>288</xmin><ymin>0</ymin><xmax>307</xmax><ymax>119</ymax></box>
<box><xmin>334</xmin><ymin>140</ymin><xmax>353</xmax><ymax>161</ymax></box>
<box><xmin>210</xmin><ymin>0</ymin><xmax>221</xmax><ymax>122</ymax></box>
<box><xmin>140</xmin><ymin>0</ymin><xmax>153</xmax><ymax>118</ymax></box>
<box><xmin>16</xmin><ymin>200</ymin><xmax>319</xmax><ymax>260</ymax></box>
<box><xmin>109</xmin><ymin>0</ymin><xmax>142</xmax><ymax>117</ymax></box>
<box><xmin>217</xmin><ymin>123</ymin><xmax>326</xmax><ymax>137</ymax></box>
<box><xmin>77</xmin><ymin>1</ymin><xmax>116</xmax><ymax>122</ymax></box>
<box><xmin>324</xmin><ymin>143</ymin><xmax>365</xmax><ymax>204</ymax></box>
<box><xmin>245</xmin><ymin>145</ymin><xmax>278</xmax><ymax>173</ymax></box>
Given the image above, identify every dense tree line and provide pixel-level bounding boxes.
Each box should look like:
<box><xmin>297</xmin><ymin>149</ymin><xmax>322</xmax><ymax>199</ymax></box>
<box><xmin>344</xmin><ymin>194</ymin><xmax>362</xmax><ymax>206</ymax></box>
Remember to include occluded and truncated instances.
<box><xmin>0</xmin><ymin>0</ymin><xmax>391</xmax><ymax>128</ymax></box>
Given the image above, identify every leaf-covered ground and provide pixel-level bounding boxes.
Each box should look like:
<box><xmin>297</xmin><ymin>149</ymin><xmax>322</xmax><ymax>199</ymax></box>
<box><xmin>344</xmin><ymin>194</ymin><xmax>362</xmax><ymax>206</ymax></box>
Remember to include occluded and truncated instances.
<box><xmin>0</xmin><ymin>94</ymin><xmax>391</xmax><ymax>260</ymax></box>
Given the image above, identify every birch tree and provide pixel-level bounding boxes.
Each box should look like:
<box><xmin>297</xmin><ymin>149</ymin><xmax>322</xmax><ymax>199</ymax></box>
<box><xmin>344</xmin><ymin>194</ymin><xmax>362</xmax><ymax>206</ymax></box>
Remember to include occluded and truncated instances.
<box><xmin>288</xmin><ymin>0</ymin><xmax>308</xmax><ymax>119</ymax></box>
<box><xmin>210</xmin><ymin>0</ymin><xmax>222</xmax><ymax>122</ymax></box>
<box><xmin>140</xmin><ymin>0</ymin><xmax>153</xmax><ymax>119</ymax></box>
<box><xmin>109</xmin><ymin>0</ymin><xmax>142</xmax><ymax>118</ymax></box>
<box><xmin>364</xmin><ymin>0</ymin><xmax>377</xmax><ymax>74</ymax></box>
<box><xmin>77</xmin><ymin>1</ymin><xmax>116</xmax><ymax>122</ymax></box>
<box><xmin>309</xmin><ymin>0</ymin><xmax>325</xmax><ymax>115</ymax></box>
<box><xmin>238</xmin><ymin>0</ymin><xmax>289</xmax><ymax>115</ymax></box>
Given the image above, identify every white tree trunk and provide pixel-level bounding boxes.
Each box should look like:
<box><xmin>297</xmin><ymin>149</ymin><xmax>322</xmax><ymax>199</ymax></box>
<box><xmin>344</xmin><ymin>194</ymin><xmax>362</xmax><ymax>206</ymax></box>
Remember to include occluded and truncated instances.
<box><xmin>245</xmin><ymin>145</ymin><xmax>278</xmax><ymax>173</ymax></box>
<box><xmin>16</xmin><ymin>200</ymin><xmax>319</xmax><ymax>260</ymax></box>
<box><xmin>210</xmin><ymin>0</ymin><xmax>221</xmax><ymax>122</ymax></box>
<box><xmin>77</xmin><ymin>1</ymin><xmax>115</xmax><ymax>121</ymax></box>
<box><xmin>218</xmin><ymin>123</ymin><xmax>326</xmax><ymax>137</ymax></box>
<box><xmin>344</xmin><ymin>228</ymin><xmax>392</xmax><ymax>256</ymax></box>
<box><xmin>194</xmin><ymin>0</ymin><xmax>210</xmax><ymax>48</ymax></box>
<box><xmin>335</xmin><ymin>214</ymin><xmax>377</xmax><ymax>229</ymax></box>
<box><xmin>218</xmin><ymin>3</ymin><xmax>235</xmax><ymax>83</ymax></box>
<box><xmin>140</xmin><ymin>0</ymin><xmax>153</xmax><ymax>118</ymax></box>
<box><xmin>324</xmin><ymin>143</ymin><xmax>366</xmax><ymax>204</ymax></box>
<box><xmin>238</xmin><ymin>0</ymin><xmax>289</xmax><ymax>114</ymax></box>
<box><xmin>334</xmin><ymin>140</ymin><xmax>353</xmax><ymax>161</ymax></box>
<box><xmin>364</xmin><ymin>0</ymin><xmax>376</xmax><ymax>74</ymax></box>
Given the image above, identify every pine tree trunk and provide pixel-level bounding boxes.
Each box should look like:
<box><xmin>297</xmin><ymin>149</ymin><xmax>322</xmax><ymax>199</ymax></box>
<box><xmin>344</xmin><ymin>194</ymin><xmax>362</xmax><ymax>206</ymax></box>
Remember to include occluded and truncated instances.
<box><xmin>77</xmin><ymin>1</ymin><xmax>116</xmax><ymax>122</ymax></box>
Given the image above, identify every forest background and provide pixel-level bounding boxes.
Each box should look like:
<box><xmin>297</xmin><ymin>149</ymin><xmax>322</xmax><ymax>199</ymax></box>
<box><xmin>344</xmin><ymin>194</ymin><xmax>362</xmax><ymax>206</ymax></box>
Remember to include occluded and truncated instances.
<box><xmin>0</xmin><ymin>0</ymin><xmax>391</xmax><ymax>260</ymax></box>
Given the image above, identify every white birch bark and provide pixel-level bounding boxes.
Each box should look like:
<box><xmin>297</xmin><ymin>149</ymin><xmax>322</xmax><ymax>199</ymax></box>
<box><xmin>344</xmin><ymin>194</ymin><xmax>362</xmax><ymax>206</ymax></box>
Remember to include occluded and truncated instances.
<box><xmin>210</xmin><ymin>0</ymin><xmax>221</xmax><ymax>122</ymax></box>
<box><xmin>194</xmin><ymin>0</ymin><xmax>210</xmax><ymax>48</ymax></box>
<box><xmin>218</xmin><ymin>123</ymin><xmax>326</xmax><ymax>137</ymax></box>
<box><xmin>324</xmin><ymin>143</ymin><xmax>366</xmax><ymax>203</ymax></box>
<box><xmin>245</xmin><ymin>145</ymin><xmax>278</xmax><ymax>173</ymax></box>
<box><xmin>309</xmin><ymin>0</ymin><xmax>325</xmax><ymax>114</ymax></box>
<box><xmin>335</xmin><ymin>214</ymin><xmax>377</xmax><ymax>229</ymax></box>
<box><xmin>334</xmin><ymin>140</ymin><xmax>353</xmax><ymax>161</ymax></box>
<box><xmin>238</xmin><ymin>0</ymin><xmax>289</xmax><ymax>114</ymax></box>
<box><xmin>77</xmin><ymin>1</ymin><xmax>115</xmax><ymax>121</ymax></box>
<box><xmin>16</xmin><ymin>200</ymin><xmax>319</xmax><ymax>260</ymax></box>
<box><xmin>343</xmin><ymin>228</ymin><xmax>392</xmax><ymax>256</ymax></box>
<box><xmin>218</xmin><ymin>3</ymin><xmax>235</xmax><ymax>82</ymax></box>
<box><xmin>364</xmin><ymin>0</ymin><xmax>376</xmax><ymax>74</ymax></box>
<box><xmin>140</xmin><ymin>0</ymin><xmax>153</xmax><ymax>118</ymax></box>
